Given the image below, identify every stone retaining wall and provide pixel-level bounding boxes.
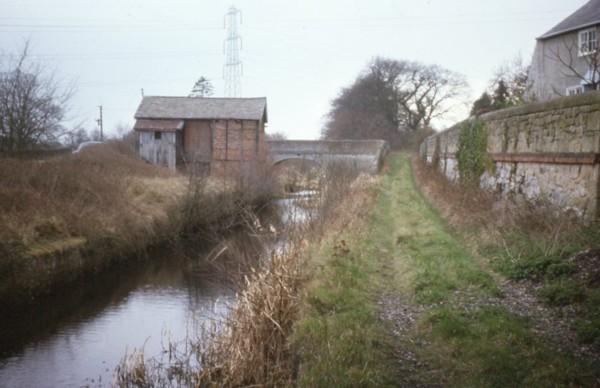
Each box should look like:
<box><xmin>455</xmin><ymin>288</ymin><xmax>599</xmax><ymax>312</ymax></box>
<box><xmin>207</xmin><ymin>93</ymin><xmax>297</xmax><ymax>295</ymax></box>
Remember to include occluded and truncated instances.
<box><xmin>420</xmin><ymin>92</ymin><xmax>600</xmax><ymax>220</ymax></box>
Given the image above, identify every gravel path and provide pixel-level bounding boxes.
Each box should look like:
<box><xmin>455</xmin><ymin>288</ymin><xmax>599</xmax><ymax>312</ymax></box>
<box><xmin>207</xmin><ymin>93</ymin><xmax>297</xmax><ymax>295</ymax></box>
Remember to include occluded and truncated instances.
<box><xmin>378</xmin><ymin>293</ymin><xmax>442</xmax><ymax>388</ymax></box>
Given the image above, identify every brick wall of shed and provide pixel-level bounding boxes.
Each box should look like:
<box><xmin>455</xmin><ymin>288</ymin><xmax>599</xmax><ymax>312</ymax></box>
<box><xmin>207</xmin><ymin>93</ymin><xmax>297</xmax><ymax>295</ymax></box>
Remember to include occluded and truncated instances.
<box><xmin>211</xmin><ymin>118</ymin><xmax>265</xmax><ymax>175</ymax></box>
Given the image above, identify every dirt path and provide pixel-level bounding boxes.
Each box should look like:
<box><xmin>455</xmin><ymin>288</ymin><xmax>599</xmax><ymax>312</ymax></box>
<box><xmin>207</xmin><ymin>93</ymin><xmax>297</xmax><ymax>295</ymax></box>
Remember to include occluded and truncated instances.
<box><xmin>369</xmin><ymin>153</ymin><xmax>600</xmax><ymax>387</ymax></box>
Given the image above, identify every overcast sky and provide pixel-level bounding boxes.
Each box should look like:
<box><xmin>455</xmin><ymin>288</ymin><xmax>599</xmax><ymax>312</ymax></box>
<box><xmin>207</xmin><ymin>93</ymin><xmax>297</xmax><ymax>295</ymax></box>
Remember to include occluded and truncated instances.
<box><xmin>0</xmin><ymin>0</ymin><xmax>587</xmax><ymax>139</ymax></box>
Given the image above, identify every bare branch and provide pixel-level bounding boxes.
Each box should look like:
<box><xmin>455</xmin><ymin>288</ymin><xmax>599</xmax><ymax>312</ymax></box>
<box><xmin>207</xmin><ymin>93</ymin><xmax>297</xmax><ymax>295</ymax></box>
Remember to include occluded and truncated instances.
<box><xmin>0</xmin><ymin>41</ymin><xmax>72</xmax><ymax>152</ymax></box>
<box><xmin>545</xmin><ymin>35</ymin><xmax>600</xmax><ymax>92</ymax></box>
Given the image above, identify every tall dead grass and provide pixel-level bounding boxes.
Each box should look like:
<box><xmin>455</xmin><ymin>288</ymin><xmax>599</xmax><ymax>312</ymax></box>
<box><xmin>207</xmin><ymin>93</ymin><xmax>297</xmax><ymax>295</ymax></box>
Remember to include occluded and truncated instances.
<box><xmin>0</xmin><ymin>141</ymin><xmax>188</xmax><ymax>304</ymax></box>
<box><xmin>0</xmin><ymin>141</ymin><xmax>176</xmax><ymax>248</ymax></box>
<box><xmin>115</xmin><ymin>219</ymin><xmax>305</xmax><ymax>387</ymax></box>
<box><xmin>0</xmin><ymin>141</ymin><xmax>279</xmax><ymax>306</ymax></box>
<box><xmin>114</xmin><ymin>159</ymin><xmax>367</xmax><ymax>387</ymax></box>
<box><xmin>410</xmin><ymin>154</ymin><xmax>600</xmax><ymax>271</ymax></box>
<box><xmin>196</xmin><ymin>247</ymin><xmax>304</xmax><ymax>386</ymax></box>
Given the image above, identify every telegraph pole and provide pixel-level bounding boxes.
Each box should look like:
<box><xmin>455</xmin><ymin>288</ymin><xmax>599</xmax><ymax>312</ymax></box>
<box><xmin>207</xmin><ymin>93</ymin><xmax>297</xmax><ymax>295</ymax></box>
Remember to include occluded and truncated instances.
<box><xmin>223</xmin><ymin>6</ymin><xmax>242</xmax><ymax>97</ymax></box>
<box><xmin>96</xmin><ymin>105</ymin><xmax>103</xmax><ymax>141</ymax></box>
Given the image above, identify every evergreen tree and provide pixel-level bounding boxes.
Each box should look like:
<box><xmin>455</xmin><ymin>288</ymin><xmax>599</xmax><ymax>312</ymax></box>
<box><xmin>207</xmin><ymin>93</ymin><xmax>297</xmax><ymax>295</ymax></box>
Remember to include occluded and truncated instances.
<box><xmin>492</xmin><ymin>79</ymin><xmax>510</xmax><ymax>109</ymax></box>
<box><xmin>189</xmin><ymin>77</ymin><xmax>214</xmax><ymax>97</ymax></box>
<box><xmin>470</xmin><ymin>92</ymin><xmax>493</xmax><ymax>116</ymax></box>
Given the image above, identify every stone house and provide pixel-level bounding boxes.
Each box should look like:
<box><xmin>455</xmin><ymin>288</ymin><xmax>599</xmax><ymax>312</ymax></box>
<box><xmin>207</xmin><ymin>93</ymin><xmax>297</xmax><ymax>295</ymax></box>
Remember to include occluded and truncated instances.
<box><xmin>133</xmin><ymin>96</ymin><xmax>267</xmax><ymax>173</ymax></box>
<box><xmin>528</xmin><ymin>0</ymin><xmax>600</xmax><ymax>101</ymax></box>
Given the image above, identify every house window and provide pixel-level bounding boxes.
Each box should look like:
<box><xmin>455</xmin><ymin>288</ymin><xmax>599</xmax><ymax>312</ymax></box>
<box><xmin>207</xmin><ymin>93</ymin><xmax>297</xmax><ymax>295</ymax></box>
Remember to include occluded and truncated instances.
<box><xmin>154</xmin><ymin>131</ymin><xmax>162</xmax><ymax>140</ymax></box>
<box><xmin>566</xmin><ymin>85</ymin><xmax>584</xmax><ymax>96</ymax></box>
<box><xmin>579</xmin><ymin>28</ymin><xmax>598</xmax><ymax>56</ymax></box>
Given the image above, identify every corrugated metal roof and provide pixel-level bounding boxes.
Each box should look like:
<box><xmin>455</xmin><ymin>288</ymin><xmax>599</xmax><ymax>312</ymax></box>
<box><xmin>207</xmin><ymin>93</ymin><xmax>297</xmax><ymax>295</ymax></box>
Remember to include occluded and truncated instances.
<box><xmin>539</xmin><ymin>0</ymin><xmax>600</xmax><ymax>40</ymax></box>
<box><xmin>133</xmin><ymin>119</ymin><xmax>184</xmax><ymax>132</ymax></box>
<box><xmin>134</xmin><ymin>96</ymin><xmax>268</xmax><ymax>122</ymax></box>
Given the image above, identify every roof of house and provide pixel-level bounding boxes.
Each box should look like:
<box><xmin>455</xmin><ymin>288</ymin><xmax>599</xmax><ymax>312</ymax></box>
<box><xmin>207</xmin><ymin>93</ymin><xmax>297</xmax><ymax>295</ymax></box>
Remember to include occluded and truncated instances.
<box><xmin>539</xmin><ymin>0</ymin><xmax>600</xmax><ymax>40</ymax></box>
<box><xmin>133</xmin><ymin>119</ymin><xmax>184</xmax><ymax>132</ymax></box>
<box><xmin>134</xmin><ymin>96</ymin><xmax>268</xmax><ymax>122</ymax></box>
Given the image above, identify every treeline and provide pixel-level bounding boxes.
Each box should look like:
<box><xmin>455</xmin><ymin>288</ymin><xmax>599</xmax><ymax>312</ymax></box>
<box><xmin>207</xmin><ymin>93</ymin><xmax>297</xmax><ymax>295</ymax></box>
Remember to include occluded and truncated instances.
<box><xmin>322</xmin><ymin>55</ymin><xmax>532</xmax><ymax>149</ymax></box>
<box><xmin>322</xmin><ymin>57</ymin><xmax>468</xmax><ymax>149</ymax></box>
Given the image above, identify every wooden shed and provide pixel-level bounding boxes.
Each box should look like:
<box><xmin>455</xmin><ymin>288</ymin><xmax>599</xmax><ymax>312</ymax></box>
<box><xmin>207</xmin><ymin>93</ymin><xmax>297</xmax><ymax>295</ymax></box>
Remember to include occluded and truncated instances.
<box><xmin>133</xmin><ymin>96</ymin><xmax>268</xmax><ymax>173</ymax></box>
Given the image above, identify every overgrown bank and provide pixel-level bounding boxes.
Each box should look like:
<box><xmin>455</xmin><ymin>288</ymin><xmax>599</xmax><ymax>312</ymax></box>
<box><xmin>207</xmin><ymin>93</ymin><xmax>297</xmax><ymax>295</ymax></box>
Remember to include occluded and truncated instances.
<box><xmin>0</xmin><ymin>143</ymin><xmax>273</xmax><ymax>308</ymax></box>
<box><xmin>412</xmin><ymin>152</ymin><xmax>600</xmax><ymax>362</ymax></box>
<box><xmin>297</xmin><ymin>153</ymin><xmax>599</xmax><ymax>386</ymax></box>
<box><xmin>115</xmin><ymin>161</ymin><xmax>382</xmax><ymax>386</ymax></box>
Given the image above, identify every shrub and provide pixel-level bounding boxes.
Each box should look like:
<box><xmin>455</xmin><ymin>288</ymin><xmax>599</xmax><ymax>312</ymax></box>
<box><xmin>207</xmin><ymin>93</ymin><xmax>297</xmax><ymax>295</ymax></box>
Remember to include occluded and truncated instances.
<box><xmin>456</xmin><ymin>119</ymin><xmax>490</xmax><ymax>185</ymax></box>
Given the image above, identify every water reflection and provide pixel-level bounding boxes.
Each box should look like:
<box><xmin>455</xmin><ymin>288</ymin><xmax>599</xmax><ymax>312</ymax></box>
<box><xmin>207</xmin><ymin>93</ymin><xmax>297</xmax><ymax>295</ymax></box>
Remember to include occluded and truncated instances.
<box><xmin>274</xmin><ymin>190</ymin><xmax>318</xmax><ymax>226</ymax></box>
<box><xmin>0</xmin><ymin>254</ymin><xmax>234</xmax><ymax>387</ymax></box>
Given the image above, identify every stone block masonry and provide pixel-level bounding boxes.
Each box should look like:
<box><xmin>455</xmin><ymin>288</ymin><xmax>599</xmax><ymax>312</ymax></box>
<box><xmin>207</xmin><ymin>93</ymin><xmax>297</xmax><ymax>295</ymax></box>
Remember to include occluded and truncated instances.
<box><xmin>420</xmin><ymin>92</ymin><xmax>600</xmax><ymax>221</ymax></box>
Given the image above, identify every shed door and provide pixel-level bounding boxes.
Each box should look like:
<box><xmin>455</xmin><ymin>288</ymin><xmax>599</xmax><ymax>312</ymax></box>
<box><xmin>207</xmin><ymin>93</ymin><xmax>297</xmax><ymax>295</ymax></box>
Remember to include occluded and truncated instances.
<box><xmin>184</xmin><ymin>121</ymin><xmax>212</xmax><ymax>162</ymax></box>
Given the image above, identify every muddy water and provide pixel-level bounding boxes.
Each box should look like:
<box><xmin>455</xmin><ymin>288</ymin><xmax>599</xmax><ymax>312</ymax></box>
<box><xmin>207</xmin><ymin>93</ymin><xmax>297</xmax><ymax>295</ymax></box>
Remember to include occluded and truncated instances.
<box><xmin>0</xmin><ymin>194</ymin><xmax>314</xmax><ymax>388</ymax></box>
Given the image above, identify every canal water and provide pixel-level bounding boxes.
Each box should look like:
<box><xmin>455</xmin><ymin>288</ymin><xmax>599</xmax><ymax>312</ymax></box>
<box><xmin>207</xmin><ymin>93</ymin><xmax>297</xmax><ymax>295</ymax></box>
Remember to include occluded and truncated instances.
<box><xmin>0</xmin><ymin>194</ymin><xmax>315</xmax><ymax>388</ymax></box>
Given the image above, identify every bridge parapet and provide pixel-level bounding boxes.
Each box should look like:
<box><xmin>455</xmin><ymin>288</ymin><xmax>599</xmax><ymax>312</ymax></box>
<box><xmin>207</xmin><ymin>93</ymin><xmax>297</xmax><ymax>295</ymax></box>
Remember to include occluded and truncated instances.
<box><xmin>267</xmin><ymin>139</ymin><xmax>389</xmax><ymax>174</ymax></box>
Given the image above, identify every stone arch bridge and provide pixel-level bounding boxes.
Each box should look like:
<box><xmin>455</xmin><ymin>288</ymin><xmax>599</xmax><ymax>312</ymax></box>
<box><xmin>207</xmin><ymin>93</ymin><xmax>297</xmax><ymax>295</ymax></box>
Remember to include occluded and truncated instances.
<box><xmin>267</xmin><ymin>139</ymin><xmax>389</xmax><ymax>174</ymax></box>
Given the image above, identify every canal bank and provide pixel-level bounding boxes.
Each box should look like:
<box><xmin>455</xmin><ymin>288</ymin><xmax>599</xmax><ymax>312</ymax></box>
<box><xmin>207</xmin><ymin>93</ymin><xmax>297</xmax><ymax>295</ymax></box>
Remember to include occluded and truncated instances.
<box><xmin>0</xmin><ymin>189</ymin><xmax>298</xmax><ymax>387</ymax></box>
<box><xmin>0</xmin><ymin>174</ymin><xmax>273</xmax><ymax>311</ymax></box>
<box><xmin>113</xmin><ymin>164</ymin><xmax>370</xmax><ymax>386</ymax></box>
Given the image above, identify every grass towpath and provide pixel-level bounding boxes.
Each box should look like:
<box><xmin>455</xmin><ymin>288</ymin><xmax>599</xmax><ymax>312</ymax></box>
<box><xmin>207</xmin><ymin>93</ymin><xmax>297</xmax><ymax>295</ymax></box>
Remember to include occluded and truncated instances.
<box><xmin>296</xmin><ymin>153</ymin><xmax>599</xmax><ymax>387</ymax></box>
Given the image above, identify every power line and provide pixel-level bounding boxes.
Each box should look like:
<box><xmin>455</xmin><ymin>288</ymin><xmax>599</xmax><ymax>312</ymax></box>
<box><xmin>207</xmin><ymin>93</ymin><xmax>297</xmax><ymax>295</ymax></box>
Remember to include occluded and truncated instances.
<box><xmin>29</xmin><ymin>50</ymin><xmax>222</xmax><ymax>61</ymax></box>
<box><xmin>0</xmin><ymin>22</ymin><xmax>223</xmax><ymax>32</ymax></box>
<box><xmin>223</xmin><ymin>6</ymin><xmax>242</xmax><ymax>97</ymax></box>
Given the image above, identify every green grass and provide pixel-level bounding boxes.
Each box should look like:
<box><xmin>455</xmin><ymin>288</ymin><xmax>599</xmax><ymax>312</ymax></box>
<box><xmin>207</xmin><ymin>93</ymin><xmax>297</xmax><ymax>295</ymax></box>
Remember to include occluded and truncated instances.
<box><xmin>374</xmin><ymin>154</ymin><xmax>498</xmax><ymax>304</ymax></box>
<box><xmin>576</xmin><ymin>289</ymin><xmax>600</xmax><ymax>346</ymax></box>
<box><xmin>295</xmin><ymin>240</ymin><xmax>401</xmax><ymax>387</ymax></box>
<box><xmin>295</xmin><ymin>153</ymin><xmax>598</xmax><ymax>387</ymax></box>
<box><xmin>538</xmin><ymin>280</ymin><xmax>586</xmax><ymax>306</ymax></box>
<box><xmin>480</xmin><ymin>208</ymin><xmax>600</xmax><ymax>346</ymax></box>
<box><xmin>424</xmin><ymin>306</ymin><xmax>595</xmax><ymax>387</ymax></box>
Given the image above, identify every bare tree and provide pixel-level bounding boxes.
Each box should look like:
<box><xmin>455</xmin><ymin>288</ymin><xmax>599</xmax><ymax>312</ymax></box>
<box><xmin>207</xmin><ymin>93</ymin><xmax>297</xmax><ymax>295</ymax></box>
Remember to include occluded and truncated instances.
<box><xmin>65</xmin><ymin>127</ymin><xmax>90</xmax><ymax>148</ymax></box>
<box><xmin>89</xmin><ymin>129</ymin><xmax>102</xmax><ymax>141</ymax></box>
<box><xmin>546</xmin><ymin>37</ymin><xmax>600</xmax><ymax>94</ymax></box>
<box><xmin>265</xmin><ymin>131</ymin><xmax>287</xmax><ymax>141</ymax></box>
<box><xmin>373</xmin><ymin>59</ymin><xmax>469</xmax><ymax>130</ymax></box>
<box><xmin>114</xmin><ymin>122</ymin><xmax>131</xmax><ymax>138</ymax></box>
<box><xmin>470</xmin><ymin>54</ymin><xmax>530</xmax><ymax>116</ymax></box>
<box><xmin>0</xmin><ymin>42</ymin><xmax>72</xmax><ymax>152</ymax></box>
<box><xmin>490</xmin><ymin>54</ymin><xmax>530</xmax><ymax>105</ymax></box>
<box><xmin>189</xmin><ymin>76</ymin><xmax>214</xmax><ymax>98</ymax></box>
<box><xmin>323</xmin><ymin>57</ymin><xmax>468</xmax><ymax>148</ymax></box>
<box><xmin>322</xmin><ymin>68</ymin><xmax>400</xmax><ymax>145</ymax></box>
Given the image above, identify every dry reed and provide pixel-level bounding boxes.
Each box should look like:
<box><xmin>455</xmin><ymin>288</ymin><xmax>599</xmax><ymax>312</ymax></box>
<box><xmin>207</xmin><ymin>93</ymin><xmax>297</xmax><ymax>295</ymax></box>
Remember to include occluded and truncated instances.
<box><xmin>0</xmin><ymin>141</ymin><xmax>177</xmax><ymax>249</ymax></box>
<box><xmin>410</xmin><ymin>154</ymin><xmax>583</xmax><ymax>241</ymax></box>
<box><xmin>114</xmin><ymin>159</ymin><xmax>366</xmax><ymax>387</ymax></box>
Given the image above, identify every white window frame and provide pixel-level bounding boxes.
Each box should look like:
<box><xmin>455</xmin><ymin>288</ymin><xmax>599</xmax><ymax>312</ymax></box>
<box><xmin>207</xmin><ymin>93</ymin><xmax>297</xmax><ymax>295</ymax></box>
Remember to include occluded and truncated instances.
<box><xmin>566</xmin><ymin>85</ymin><xmax>584</xmax><ymax>96</ymax></box>
<box><xmin>579</xmin><ymin>27</ymin><xmax>598</xmax><ymax>56</ymax></box>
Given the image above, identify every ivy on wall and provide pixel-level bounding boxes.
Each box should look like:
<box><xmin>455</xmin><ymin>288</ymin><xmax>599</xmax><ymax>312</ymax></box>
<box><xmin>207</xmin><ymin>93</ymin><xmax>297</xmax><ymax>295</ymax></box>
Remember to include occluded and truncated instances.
<box><xmin>457</xmin><ymin>119</ymin><xmax>490</xmax><ymax>185</ymax></box>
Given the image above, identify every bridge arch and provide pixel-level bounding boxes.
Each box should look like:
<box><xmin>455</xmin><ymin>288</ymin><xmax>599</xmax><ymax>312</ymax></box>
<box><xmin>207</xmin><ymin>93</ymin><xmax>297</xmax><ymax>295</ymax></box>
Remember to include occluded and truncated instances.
<box><xmin>271</xmin><ymin>157</ymin><xmax>322</xmax><ymax>193</ymax></box>
<box><xmin>272</xmin><ymin>156</ymin><xmax>322</xmax><ymax>169</ymax></box>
